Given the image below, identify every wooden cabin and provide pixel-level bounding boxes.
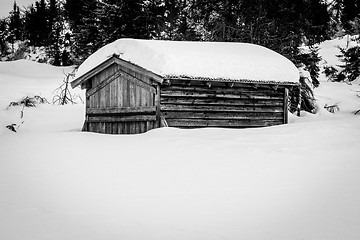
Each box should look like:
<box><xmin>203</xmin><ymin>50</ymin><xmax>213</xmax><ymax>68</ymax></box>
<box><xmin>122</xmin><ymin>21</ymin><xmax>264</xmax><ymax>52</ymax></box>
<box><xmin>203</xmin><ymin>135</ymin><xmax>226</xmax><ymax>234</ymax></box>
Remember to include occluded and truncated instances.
<box><xmin>71</xmin><ymin>39</ymin><xmax>300</xmax><ymax>134</ymax></box>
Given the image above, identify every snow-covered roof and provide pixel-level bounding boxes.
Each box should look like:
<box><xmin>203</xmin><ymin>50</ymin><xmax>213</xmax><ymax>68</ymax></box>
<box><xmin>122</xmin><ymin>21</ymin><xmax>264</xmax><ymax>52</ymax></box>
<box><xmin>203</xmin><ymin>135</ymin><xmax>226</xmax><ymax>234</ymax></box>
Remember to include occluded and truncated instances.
<box><xmin>75</xmin><ymin>39</ymin><xmax>300</xmax><ymax>85</ymax></box>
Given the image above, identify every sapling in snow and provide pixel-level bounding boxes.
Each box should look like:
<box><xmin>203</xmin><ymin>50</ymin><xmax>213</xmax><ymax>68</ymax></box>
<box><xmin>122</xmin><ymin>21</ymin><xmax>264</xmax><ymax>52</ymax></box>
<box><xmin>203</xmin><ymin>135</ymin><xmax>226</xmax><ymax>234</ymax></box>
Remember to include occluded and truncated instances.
<box><xmin>6</xmin><ymin>95</ymin><xmax>49</xmax><ymax>132</ymax></box>
<box><xmin>355</xmin><ymin>91</ymin><xmax>360</xmax><ymax>115</ymax></box>
<box><xmin>53</xmin><ymin>69</ymin><xmax>82</xmax><ymax>105</ymax></box>
<box><xmin>324</xmin><ymin>103</ymin><xmax>340</xmax><ymax>113</ymax></box>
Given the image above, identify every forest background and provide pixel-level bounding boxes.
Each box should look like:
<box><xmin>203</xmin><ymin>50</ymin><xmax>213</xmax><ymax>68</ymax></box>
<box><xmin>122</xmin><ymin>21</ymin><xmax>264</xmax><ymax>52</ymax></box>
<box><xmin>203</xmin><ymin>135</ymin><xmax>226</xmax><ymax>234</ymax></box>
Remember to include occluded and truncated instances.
<box><xmin>0</xmin><ymin>0</ymin><xmax>359</xmax><ymax>85</ymax></box>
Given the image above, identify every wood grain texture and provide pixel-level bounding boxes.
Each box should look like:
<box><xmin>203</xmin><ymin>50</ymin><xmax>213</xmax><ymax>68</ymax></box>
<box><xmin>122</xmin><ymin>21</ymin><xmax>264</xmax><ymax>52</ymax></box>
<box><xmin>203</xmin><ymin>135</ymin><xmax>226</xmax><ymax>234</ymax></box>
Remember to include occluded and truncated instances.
<box><xmin>161</xmin><ymin>80</ymin><xmax>287</xmax><ymax>128</ymax></box>
<box><xmin>84</xmin><ymin>63</ymin><xmax>160</xmax><ymax>134</ymax></box>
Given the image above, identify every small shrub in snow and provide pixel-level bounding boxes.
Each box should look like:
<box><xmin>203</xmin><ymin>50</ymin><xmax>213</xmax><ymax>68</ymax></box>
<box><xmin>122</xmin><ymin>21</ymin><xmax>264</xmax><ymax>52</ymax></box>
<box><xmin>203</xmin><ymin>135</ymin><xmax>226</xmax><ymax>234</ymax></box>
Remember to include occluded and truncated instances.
<box><xmin>355</xmin><ymin>92</ymin><xmax>360</xmax><ymax>115</ymax></box>
<box><xmin>6</xmin><ymin>124</ymin><xmax>18</xmax><ymax>132</ymax></box>
<box><xmin>323</xmin><ymin>66</ymin><xmax>339</xmax><ymax>81</ymax></box>
<box><xmin>6</xmin><ymin>95</ymin><xmax>49</xmax><ymax>133</ymax></box>
<box><xmin>8</xmin><ymin>95</ymin><xmax>49</xmax><ymax>108</ymax></box>
<box><xmin>324</xmin><ymin>103</ymin><xmax>340</xmax><ymax>113</ymax></box>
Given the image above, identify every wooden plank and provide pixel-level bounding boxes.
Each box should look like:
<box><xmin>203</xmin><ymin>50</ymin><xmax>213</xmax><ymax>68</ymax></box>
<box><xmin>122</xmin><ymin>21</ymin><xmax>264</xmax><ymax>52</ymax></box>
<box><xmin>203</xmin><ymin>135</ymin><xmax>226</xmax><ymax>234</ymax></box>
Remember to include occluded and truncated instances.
<box><xmin>161</xmin><ymin>86</ymin><xmax>284</xmax><ymax>96</ymax></box>
<box><xmin>162</xmin><ymin>111</ymin><xmax>283</xmax><ymax>120</ymax></box>
<box><xmin>87</xmin><ymin>122</ymin><xmax>93</xmax><ymax>132</ymax></box>
<box><xmin>161</xmin><ymin>104</ymin><xmax>284</xmax><ymax>113</ymax></box>
<box><xmin>87</xmin><ymin>115</ymin><xmax>157</xmax><ymax>123</ymax></box>
<box><xmin>134</xmin><ymin>122</ymin><xmax>139</xmax><ymax>134</ymax></box>
<box><xmin>117</xmin><ymin>78</ymin><xmax>123</xmax><ymax>107</ymax></box>
<box><xmin>105</xmin><ymin>80</ymin><xmax>111</xmax><ymax>108</ymax></box>
<box><xmin>125</xmin><ymin>122</ymin><xmax>130</xmax><ymax>134</ymax></box>
<box><xmin>161</xmin><ymin>91</ymin><xmax>283</xmax><ymax>100</ymax></box>
<box><xmin>104</xmin><ymin>66</ymin><xmax>111</xmax><ymax>108</ymax></box>
<box><xmin>114</xmin><ymin>57</ymin><xmax>163</xmax><ymax>84</ymax></box>
<box><xmin>105</xmin><ymin>123</ymin><xmax>111</xmax><ymax>134</ymax></box>
<box><xmin>100</xmin><ymin>122</ymin><xmax>106</xmax><ymax>133</ymax></box>
<box><xmin>87</xmin><ymin>106</ymin><xmax>156</xmax><ymax>115</ymax></box>
<box><xmin>166</xmin><ymin>119</ymin><xmax>283</xmax><ymax>128</ymax></box>
<box><xmin>130</xmin><ymin>122</ymin><xmax>136</xmax><ymax>134</ymax></box>
<box><xmin>135</xmin><ymin>84</ymin><xmax>141</xmax><ymax>107</ymax></box>
<box><xmin>88</xmin><ymin>122</ymin><xmax>94</xmax><ymax>132</ymax></box>
<box><xmin>140</xmin><ymin>121</ymin><xmax>146</xmax><ymax>133</ymax></box>
<box><xmin>146</xmin><ymin>90</ymin><xmax>151</xmax><ymax>107</ymax></box>
<box><xmin>92</xmin><ymin>73</ymin><xmax>100</xmax><ymax>87</ymax></box>
<box><xmin>99</xmin><ymin>87</ymin><xmax>106</xmax><ymax>108</ymax></box>
<box><xmin>94</xmin><ymin>122</ymin><xmax>100</xmax><ymax>133</ymax></box>
<box><xmin>95</xmin><ymin>89</ymin><xmax>100</xmax><ymax>109</ymax></box>
<box><xmin>155</xmin><ymin>85</ymin><xmax>161</xmax><ymax>128</ymax></box>
<box><xmin>112</xmin><ymin>122</ymin><xmax>117</xmax><ymax>134</ymax></box>
<box><xmin>86</xmin><ymin>96</ymin><xmax>90</xmax><ymax>108</ymax></box>
<box><xmin>123</xmin><ymin>78</ymin><xmax>129</xmax><ymax>107</ymax></box>
<box><xmin>71</xmin><ymin>58</ymin><xmax>116</xmax><ymax>88</ymax></box>
<box><xmin>146</xmin><ymin>121</ymin><xmax>151</xmax><ymax>131</ymax></box>
<box><xmin>140</xmin><ymin>88</ymin><xmax>146</xmax><ymax>107</ymax></box>
<box><xmin>284</xmin><ymin>88</ymin><xmax>289</xmax><ymax>124</ymax></box>
<box><xmin>110</xmin><ymin>77</ymin><xmax>118</xmax><ymax>108</ymax></box>
<box><xmin>88</xmin><ymin>94</ymin><xmax>94</xmax><ymax>109</ymax></box>
<box><xmin>164</xmin><ymin>78</ymin><xmax>298</xmax><ymax>88</ymax></box>
<box><xmin>160</xmin><ymin>97</ymin><xmax>284</xmax><ymax>106</ymax></box>
<box><xmin>117</xmin><ymin>123</ymin><xmax>124</xmax><ymax>134</ymax></box>
<box><xmin>122</xmin><ymin>71</ymin><xmax>156</xmax><ymax>94</ymax></box>
<box><xmin>115</xmin><ymin>63</ymin><xmax>157</xmax><ymax>93</ymax></box>
<box><xmin>86</xmin><ymin>71</ymin><xmax>123</xmax><ymax>98</ymax></box>
<box><xmin>129</xmin><ymin>82</ymin><xmax>136</xmax><ymax>107</ymax></box>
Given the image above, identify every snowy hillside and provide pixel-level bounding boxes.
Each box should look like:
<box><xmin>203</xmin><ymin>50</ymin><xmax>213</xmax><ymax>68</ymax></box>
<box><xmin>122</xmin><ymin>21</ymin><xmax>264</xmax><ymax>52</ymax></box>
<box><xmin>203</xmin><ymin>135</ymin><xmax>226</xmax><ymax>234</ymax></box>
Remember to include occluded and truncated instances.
<box><xmin>0</xmin><ymin>38</ymin><xmax>360</xmax><ymax>240</ymax></box>
<box><xmin>319</xmin><ymin>35</ymin><xmax>359</xmax><ymax>71</ymax></box>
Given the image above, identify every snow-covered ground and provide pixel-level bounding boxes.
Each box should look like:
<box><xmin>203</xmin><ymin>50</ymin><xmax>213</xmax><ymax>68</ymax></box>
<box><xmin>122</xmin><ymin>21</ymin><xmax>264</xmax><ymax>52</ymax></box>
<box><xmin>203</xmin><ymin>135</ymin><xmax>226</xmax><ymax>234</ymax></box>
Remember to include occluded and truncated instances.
<box><xmin>0</xmin><ymin>40</ymin><xmax>360</xmax><ymax>240</ymax></box>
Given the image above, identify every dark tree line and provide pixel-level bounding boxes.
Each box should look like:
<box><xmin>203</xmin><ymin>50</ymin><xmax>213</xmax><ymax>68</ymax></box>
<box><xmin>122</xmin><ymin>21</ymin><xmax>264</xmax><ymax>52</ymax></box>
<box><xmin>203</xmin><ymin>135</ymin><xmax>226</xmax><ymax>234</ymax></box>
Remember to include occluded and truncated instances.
<box><xmin>0</xmin><ymin>0</ymin><xmax>359</xmax><ymax>66</ymax></box>
<box><xmin>1</xmin><ymin>0</ymin><xmax>70</xmax><ymax>65</ymax></box>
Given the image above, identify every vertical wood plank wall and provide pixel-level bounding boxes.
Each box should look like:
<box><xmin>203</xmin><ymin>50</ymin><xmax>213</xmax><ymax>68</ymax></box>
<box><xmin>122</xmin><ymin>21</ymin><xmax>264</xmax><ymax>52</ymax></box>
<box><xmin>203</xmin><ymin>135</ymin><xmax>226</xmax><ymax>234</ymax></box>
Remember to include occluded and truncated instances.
<box><xmin>160</xmin><ymin>80</ymin><xmax>289</xmax><ymax>128</ymax></box>
<box><xmin>85</xmin><ymin>64</ymin><xmax>159</xmax><ymax>134</ymax></box>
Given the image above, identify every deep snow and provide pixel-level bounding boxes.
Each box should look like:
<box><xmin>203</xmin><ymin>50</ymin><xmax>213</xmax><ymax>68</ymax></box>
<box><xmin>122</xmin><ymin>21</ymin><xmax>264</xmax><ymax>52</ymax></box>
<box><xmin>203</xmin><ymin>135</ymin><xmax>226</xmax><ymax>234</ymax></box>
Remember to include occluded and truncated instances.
<box><xmin>0</xmin><ymin>38</ymin><xmax>360</xmax><ymax>240</ymax></box>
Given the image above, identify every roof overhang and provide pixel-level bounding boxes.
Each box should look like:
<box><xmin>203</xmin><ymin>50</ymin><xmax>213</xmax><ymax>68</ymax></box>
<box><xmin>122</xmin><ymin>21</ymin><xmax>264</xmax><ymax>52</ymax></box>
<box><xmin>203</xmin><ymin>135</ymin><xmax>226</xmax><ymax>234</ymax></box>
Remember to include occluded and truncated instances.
<box><xmin>163</xmin><ymin>76</ymin><xmax>300</xmax><ymax>87</ymax></box>
<box><xmin>71</xmin><ymin>55</ymin><xmax>164</xmax><ymax>89</ymax></box>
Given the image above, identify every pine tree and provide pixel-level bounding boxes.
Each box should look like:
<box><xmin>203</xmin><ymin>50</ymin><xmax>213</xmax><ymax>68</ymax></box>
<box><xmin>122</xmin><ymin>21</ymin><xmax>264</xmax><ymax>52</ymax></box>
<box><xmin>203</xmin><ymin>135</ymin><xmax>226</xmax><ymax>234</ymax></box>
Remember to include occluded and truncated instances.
<box><xmin>23</xmin><ymin>0</ymin><xmax>51</xmax><ymax>46</ymax></box>
<box><xmin>295</xmin><ymin>46</ymin><xmax>322</xmax><ymax>87</ymax></box>
<box><xmin>8</xmin><ymin>1</ymin><xmax>23</xmax><ymax>42</ymax></box>
<box><xmin>23</xmin><ymin>5</ymin><xmax>37</xmax><ymax>45</ymax></box>
<box><xmin>47</xmin><ymin>0</ymin><xmax>63</xmax><ymax>65</ymax></box>
<box><xmin>305</xmin><ymin>0</ymin><xmax>331</xmax><ymax>44</ymax></box>
<box><xmin>0</xmin><ymin>18</ymin><xmax>9</xmax><ymax>56</ymax></box>
<box><xmin>338</xmin><ymin>46</ymin><xmax>360</xmax><ymax>81</ymax></box>
<box><xmin>65</xmin><ymin>0</ymin><xmax>101</xmax><ymax>63</ymax></box>
<box><xmin>100</xmin><ymin>0</ymin><xmax>149</xmax><ymax>41</ymax></box>
<box><xmin>342</xmin><ymin>0</ymin><xmax>358</xmax><ymax>31</ymax></box>
<box><xmin>142</xmin><ymin>0</ymin><xmax>166</xmax><ymax>38</ymax></box>
<box><xmin>37</xmin><ymin>0</ymin><xmax>50</xmax><ymax>46</ymax></box>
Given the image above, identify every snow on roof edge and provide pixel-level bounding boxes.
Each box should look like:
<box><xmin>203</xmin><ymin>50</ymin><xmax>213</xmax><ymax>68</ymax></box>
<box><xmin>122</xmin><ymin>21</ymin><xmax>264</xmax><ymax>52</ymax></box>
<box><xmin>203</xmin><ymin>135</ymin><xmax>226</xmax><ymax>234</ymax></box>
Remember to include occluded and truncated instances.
<box><xmin>164</xmin><ymin>75</ymin><xmax>300</xmax><ymax>86</ymax></box>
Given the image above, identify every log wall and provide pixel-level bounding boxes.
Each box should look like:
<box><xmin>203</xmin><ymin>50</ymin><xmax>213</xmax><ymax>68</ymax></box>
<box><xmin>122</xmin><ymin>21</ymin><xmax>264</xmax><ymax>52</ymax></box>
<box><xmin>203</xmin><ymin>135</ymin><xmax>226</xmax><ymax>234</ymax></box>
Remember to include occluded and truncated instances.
<box><xmin>161</xmin><ymin>79</ymin><xmax>289</xmax><ymax>128</ymax></box>
<box><xmin>85</xmin><ymin>63</ymin><xmax>159</xmax><ymax>134</ymax></box>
